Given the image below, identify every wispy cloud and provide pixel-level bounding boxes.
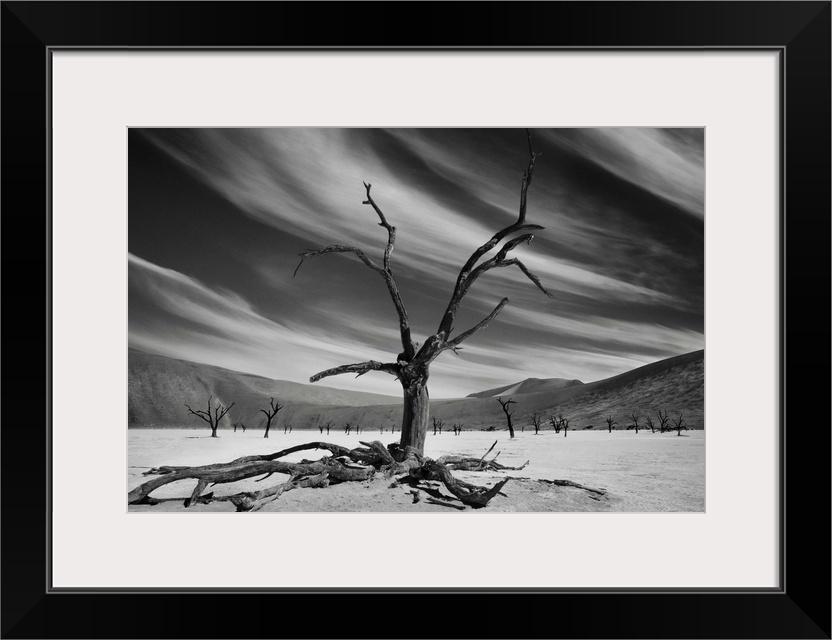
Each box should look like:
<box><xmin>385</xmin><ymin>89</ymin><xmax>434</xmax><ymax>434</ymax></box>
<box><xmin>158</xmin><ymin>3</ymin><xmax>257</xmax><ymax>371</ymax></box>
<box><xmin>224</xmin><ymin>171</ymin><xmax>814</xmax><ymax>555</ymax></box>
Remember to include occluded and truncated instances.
<box><xmin>544</xmin><ymin>128</ymin><xmax>705</xmax><ymax>217</ymax></box>
<box><xmin>130</xmin><ymin>128</ymin><xmax>704</xmax><ymax>398</ymax></box>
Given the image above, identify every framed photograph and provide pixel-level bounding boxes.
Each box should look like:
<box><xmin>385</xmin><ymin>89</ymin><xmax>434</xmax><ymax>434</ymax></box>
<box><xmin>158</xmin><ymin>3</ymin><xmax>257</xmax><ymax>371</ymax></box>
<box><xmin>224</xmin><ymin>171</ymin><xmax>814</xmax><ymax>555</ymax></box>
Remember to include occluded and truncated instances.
<box><xmin>3</xmin><ymin>2</ymin><xmax>829</xmax><ymax>638</ymax></box>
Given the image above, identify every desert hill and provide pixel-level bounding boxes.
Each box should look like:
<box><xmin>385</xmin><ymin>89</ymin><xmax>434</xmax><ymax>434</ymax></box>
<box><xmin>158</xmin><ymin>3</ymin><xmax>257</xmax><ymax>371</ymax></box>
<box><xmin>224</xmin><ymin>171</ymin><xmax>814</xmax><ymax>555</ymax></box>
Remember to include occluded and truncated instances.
<box><xmin>128</xmin><ymin>348</ymin><xmax>399</xmax><ymax>429</ymax></box>
<box><xmin>432</xmin><ymin>350</ymin><xmax>704</xmax><ymax>431</ymax></box>
<box><xmin>128</xmin><ymin>348</ymin><xmax>704</xmax><ymax>432</ymax></box>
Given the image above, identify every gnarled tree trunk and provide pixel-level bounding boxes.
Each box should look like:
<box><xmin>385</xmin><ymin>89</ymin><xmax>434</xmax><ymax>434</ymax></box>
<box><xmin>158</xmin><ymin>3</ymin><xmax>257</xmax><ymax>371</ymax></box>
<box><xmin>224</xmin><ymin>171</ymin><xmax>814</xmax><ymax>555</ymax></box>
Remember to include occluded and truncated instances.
<box><xmin>399</xmin><ymin>372</ymin><xmax>430</xmax><ymax>454</ymax></box>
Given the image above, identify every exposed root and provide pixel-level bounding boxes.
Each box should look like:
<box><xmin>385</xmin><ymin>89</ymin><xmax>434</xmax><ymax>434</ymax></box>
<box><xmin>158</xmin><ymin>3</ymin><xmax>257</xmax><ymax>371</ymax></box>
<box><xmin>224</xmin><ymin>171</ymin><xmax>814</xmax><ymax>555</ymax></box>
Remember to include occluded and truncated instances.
<box><xmin>426</xmin><ymin>497</ymin><xmax>465</xmax><ymax>510</ymax></box>
<box><xmin>538</xmin><ymin>478</ymin><xmax>607</xmax><ymax>496</ymax></box>
<box><xmin>129</xmin><ymin>439</ymin><xmax>579</xmax><ymax>511</ymax></box>
<box><xmin>229</xmin><ymin>472</ymin><xmax>330</xmax><ymax>512</ymax></box>
<box><xmin>129</xmin><ymin>453</ymin><xmax>374</xmax><ymax>506</ymax></box>
<box><xmin>408</xmin><ymin>460</ymin><xmax>509</xmax><ymax>508</ymax></box>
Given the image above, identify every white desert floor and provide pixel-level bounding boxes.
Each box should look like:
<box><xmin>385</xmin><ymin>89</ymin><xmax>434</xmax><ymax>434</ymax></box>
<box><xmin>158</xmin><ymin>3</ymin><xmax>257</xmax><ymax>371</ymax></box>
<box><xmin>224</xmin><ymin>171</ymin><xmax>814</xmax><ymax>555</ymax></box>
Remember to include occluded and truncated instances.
<box><xmin>128</xmin><ymin>428</ymin><xmax>705</xmax><ymax>512</ymax></box>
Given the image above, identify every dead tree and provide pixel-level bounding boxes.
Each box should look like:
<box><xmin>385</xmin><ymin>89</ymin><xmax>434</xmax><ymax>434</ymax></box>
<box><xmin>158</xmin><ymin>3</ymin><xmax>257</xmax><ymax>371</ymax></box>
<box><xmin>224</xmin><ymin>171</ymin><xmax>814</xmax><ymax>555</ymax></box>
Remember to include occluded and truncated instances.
<box><xmin>645</xmin><ymin>416</ymin><xmax>656</xmax><ymax>433</ymax></box>
<box><xmin>672</xmin><ymin>413</ymin><xmax>687</xmax><ymax>436</ymax></box>
<box><xmin>319</xmin><ymin>424</ymin><xmax>325</xmax><ymax>434</ymax></box>
<box><xmin>294</xmin><ymin>130</ymin><xmax>553</xmax><ymax>455</ymax></box>
<box><xmin>497</xmin><ymin>397</ymin><xmax>517</xmax><ymax>438</ymax></box>
<box><xmin>241</xmin><ymin>422</ymin><xmax>246</xmax><ymax>433</ymax></box>
<box><xmin>605</xmin><ymin>416</ymin><xmax>618</xmax><ymax>433</ymax></box>
<box><xmin>344</xmin><ymin>422</ymin><xmax>352</xmax><ymax>435</ymax></box>
<box><xmin>628</xmin><ymin>412</ymin><xmax>640</xmax><ymax>434</ymax></box>
<box><xmin>129</xmin><ymin>132</ymin><xmax>604</xmax><ymax>513</ymax></box>
<box><xmin>657</xmin><ymin>409</ymin><xmax>671</xmax><ymax>433</ymax></box>
<box><xmin>260</xmin><ymin>397</ymin><xmax>282</xmax><ymax>439</ymax></box>
<box><xmin>532</xmin><ymin>414</ymin><xmax>543</xmax><ymax>435</ymax></box>
<box><xmin>232</xmin><ymin>422</ymin><xmax>239</xmax><ymax>433</ymax></box>
<box><xmin>549</xmin><ymin>416</ymin><xmax>561</xmax><ymax>434</ymax></box>
<box><xmin>562</xmin><ymin>417</ymin><xmax>569</xmax><ymax>437</ymax></box>
<box><xmin>185</xmin><ymin>396</ymin><xmax>235</xmax><ymax>438</ymax></box>
<box><xmin>324</xmin><ymin>420</ymin><xmax>332</xmax><ymax>435</ymax></box>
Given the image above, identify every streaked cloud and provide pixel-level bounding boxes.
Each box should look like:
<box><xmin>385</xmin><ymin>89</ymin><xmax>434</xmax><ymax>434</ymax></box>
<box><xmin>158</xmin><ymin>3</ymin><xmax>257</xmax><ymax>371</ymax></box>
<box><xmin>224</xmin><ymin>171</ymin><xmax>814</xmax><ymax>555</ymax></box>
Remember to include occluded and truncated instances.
<box><xmin>129</xmin><ymin>128</ymin><xmax>704</xmax><ymax>398</ymax></box>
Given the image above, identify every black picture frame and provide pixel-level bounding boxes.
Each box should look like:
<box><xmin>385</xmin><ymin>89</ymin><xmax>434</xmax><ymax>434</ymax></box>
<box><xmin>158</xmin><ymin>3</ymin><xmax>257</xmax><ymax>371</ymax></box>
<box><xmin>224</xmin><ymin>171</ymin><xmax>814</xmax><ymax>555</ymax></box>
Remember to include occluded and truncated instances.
<box><xmin>2</xmin><ymin>2</ymin><xmax>829</xmax><ymax>638</ymax></box>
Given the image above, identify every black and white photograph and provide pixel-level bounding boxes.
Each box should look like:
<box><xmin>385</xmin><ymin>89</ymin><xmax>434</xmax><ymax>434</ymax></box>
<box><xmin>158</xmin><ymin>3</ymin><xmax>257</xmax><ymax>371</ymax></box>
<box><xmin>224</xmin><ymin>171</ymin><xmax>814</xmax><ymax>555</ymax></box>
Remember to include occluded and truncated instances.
<box><xmin>127</xmin><ymin>127</ymin><xmax>705</xmax><ymax>513</ymax></box>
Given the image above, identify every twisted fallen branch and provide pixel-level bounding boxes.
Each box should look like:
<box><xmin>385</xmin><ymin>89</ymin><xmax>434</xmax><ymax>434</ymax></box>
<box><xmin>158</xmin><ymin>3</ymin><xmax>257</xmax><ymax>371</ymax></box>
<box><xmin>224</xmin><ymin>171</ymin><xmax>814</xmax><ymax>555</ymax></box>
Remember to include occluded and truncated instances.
<box><xmin>434</xmin><ymin>440</ymin><xmax>529</xmax><ymax>472</ymax></box>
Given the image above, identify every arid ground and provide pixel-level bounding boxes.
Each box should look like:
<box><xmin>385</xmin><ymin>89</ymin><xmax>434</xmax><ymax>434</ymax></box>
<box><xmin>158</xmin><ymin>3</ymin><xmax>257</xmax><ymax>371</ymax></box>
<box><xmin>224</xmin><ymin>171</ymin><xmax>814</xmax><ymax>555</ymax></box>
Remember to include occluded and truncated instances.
<box><xmin>128</xmin><ymin>428</ymin><xmax>704</xmax><ymax>512</ymax></box>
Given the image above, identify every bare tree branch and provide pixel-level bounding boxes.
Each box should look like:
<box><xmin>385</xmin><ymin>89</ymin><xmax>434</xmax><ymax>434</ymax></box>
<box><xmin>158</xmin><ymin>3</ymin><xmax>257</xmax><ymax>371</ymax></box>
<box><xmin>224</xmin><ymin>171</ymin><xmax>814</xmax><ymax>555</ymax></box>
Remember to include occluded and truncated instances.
<box><xmin>498</xmin><ymin>258</ymin><xmax>555</xmax><ymax>298</ymax></box>
<box><xmin>310</xmin><ymin>360</ymin><xmax>399</xmax><ymax>383</ymax></box>
<box><xmin>497</xmin><ymin>397</ymin><xmax>516</xmax><ymax>415</ymax></box>
<box><xmin>215</xmin><ymin>402</ymin><xmax>235</xmax><ymax>423</ymax></box>
<box><xmin>184</xmin><ymin>404</ymin><xmax>212</xmax><ymax>426</ymax></box>
<box><xmin>443</xmin><ymin>298</ymin><xmax>509</xmax><ymax>351</ymax></box>
<box><xmin>362</xmin><ymin>182</ymin><xmax>395</xmax><ymax>270</ymax></box>
<box><xmin>518</xmin><ymin>128</ymin><xmax>539</xmax><ymax>224</ymax></box>
<box><xmin>294</xmin><ymin>245</ymin><xmax>384</xmax><ymax>279</ymax></box>
<box><xmin>450</xmin><ymin>237</ymin><xmax>555</xmax><ymax>309</ymax></box>
<box><xmin>436</xmin><ymin>131</ymin><xmax>550</xmax><ymax>337</ymax></box>
<box><xmin>294</xmin><ymin>185</ymin><xmax>416</xmax><ymax>361</ymax></box>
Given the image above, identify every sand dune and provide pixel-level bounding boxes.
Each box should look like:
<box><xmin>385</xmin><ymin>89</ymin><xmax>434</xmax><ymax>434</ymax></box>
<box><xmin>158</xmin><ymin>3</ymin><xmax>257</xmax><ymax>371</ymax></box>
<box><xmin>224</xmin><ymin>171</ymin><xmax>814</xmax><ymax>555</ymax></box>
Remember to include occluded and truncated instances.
<box><xmin>129</xmin><ymin>348</ymin><xmax>703</xmax><ymax>432</ymax></box>
<box><xmin>128</xmin><ymin>348</ymin><xmax>399</xmax><ymax>429</ymax></box>
<box><xmin>466</xmin><ymin>377</ymin><xmax>584</xmax><ymax>398</ymax></box>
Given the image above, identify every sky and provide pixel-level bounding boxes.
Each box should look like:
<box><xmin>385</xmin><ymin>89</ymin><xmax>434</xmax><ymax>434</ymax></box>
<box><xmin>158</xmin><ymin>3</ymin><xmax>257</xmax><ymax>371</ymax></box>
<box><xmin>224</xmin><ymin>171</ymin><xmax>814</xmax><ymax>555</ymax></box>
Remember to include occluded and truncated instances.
<box><xmin>128</xmin><ymin>128</ymin><xmax>704</xmax><ymax>399</ymax></box>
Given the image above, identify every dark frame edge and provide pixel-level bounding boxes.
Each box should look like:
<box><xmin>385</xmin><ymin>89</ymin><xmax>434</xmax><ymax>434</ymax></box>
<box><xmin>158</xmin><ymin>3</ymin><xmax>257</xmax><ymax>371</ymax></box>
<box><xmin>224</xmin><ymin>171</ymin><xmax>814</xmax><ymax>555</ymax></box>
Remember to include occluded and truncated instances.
<box><xmin>1</xmin><ymin>2</ymin><xmax>829</xmax><ymax>639</ymax></box>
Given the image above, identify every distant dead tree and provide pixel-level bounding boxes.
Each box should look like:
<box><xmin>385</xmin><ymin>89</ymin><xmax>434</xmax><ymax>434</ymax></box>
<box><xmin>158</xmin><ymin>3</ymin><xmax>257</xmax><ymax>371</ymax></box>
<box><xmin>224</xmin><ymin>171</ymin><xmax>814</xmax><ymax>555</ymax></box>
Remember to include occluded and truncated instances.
<box><xmin>232</xmin><ymin>421</ymin><xmax>239</xmax><ymax>433</ymax></box>
<box><xmin>324</xmin><ymin>420</ymin><xmax>332</xmax><ymax>435</ymax></box>
<box><xmin>562</xmin><ymin>417</ymin><xmax>569</xmax><ymax>437</ymax></box>
<box><xmin>549</xmin><ymin>416</ymin><xmax>561</xmax><ymax>434</ymax></box>
<box><xmin>432</xmin><ymin>417</ymin><xmax>444</xmax><ymax>435</ymax></box>
<box><xmin>259</xmin><ymin>397</ymin><xmax>282</xmax><ymax>439</ymax></box>
<box><xmin>185</xmin><ymin>396</ymin><xmax>235</xmax><ymax>438</ymax></box>
<box><xmin>497</xmin><ymin>397</ymin><xmax>517</xmax><ymax>438</ymax></box>
<box><xmin>605</xmin><ymin>416</ymin><xmax>618</xmax><ymax>433</ymax></box>
<box><xmin>294</xmin><ymin>130</ymin><xmax>554</xmax><ymax>455</ymax></box>
<box><xmin>344</xmin><ymin>422</ymin><xmax>352</xmax><ymax>435</ymax></box>
<box><xmin>672</xmin><ymin>413</ymin><xmax>687</xmax><ymax>436</ymax></box>
<box><xmin>645</xmin><ymin>416</ymin><xmax>656</xmax><ymax>433</ymax></box>
<box><xmin>319</xmin><ymin>424</ymin><xmax>325</xmax><ymax>434</ymax></box>
<box><xmin>657</xmin><ymin>409</ymin><xmax>671</xmax><ymax>433</ymax></box>
<box><xmin>240</xmin><ymin>422</ymin><xmax>246</xmax><ymax>433</ymax></box>
<box><xmin>532</xmin><ymin>414</ymin><xmax>543</xmax><ymax>435</ymax></box>
<box><xmin>628</xmin><ymin>412</ymin><xmax>640</xmax><ymax>434</ymax></box>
